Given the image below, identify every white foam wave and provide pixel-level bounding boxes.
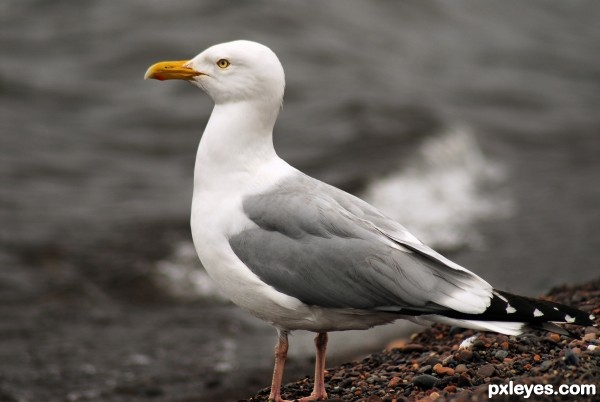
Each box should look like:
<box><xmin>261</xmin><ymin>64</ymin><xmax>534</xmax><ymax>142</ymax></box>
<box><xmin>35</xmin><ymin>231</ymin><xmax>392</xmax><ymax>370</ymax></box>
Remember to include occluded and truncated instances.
<box><xmin>362</xmin><ymin>126</ymin><xmax>513</xmax><ymax>251</ymax></box>
<box><xmin>154</xmin><ymin>241</ymin><xmax>228</xmax><ymax>302</ymax></box>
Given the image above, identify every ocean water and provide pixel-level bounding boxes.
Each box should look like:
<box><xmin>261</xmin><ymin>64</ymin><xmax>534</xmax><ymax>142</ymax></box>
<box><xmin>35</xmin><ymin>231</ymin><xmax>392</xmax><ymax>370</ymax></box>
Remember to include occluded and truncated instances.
<box><xmin>3</xmin><ymin>0</ymin><xmax>599</xmax><ymax>292</ymax></box>
<box><xmin>1</xmin><ymin>1</ymin><xmax>600</xmax><ymax>400</ymax></box>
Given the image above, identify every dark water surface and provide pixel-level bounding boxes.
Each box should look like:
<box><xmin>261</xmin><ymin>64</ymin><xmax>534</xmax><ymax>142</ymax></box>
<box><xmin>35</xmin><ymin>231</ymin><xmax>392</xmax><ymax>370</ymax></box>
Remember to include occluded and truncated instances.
<box><xmin>1</xmin><ymin>1</ymin><xmax>600</xmax><ymax>401</ymax></box>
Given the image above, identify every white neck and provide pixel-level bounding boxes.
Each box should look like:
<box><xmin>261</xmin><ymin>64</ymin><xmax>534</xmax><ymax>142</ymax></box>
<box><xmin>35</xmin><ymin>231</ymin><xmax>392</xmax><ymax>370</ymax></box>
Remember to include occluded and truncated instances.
<box><xmin>193</xmin><ymin>100</ymin><xmax>283</xmax><ymax>193</ymax></box>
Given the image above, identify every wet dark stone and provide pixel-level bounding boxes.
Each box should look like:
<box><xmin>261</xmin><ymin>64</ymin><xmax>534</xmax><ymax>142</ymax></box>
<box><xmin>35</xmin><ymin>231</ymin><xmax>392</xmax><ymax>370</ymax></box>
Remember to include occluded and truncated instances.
<box><xmin>565</xmin><ymin>348</ymin><xmax>580</xmax><ymax>365</ymax></box>
<box><xmin>512</xmin><ymin>361</ymin><xmax>526</xmax><ymax>373</ymax></box>
<box><xmin>477</xmin><ymin>364</ymin><xmax>495</xmax><ymax>378</ymax></box>
<box><xmin>412</xmin><ymin>374</ymin><xmax>439</xmax><ymax>390</ymax></box>
<box><xmin>495</xmin><ymin>350</ymin><xmax>509</xmax><ymax>360</ymax></box>
<box><xmin>539</xmin><ymin>360</ymin><xmax>553</xmax><ymax>372</ymax></box>
<box><xmin>472</xmin><ymin>340</ymin><xmax>487</xmax><ymax>349</ymax></box>
<box><xmin>436</xmin><ymin>375</ymin><xmax>457</xmax><ymax>388</ymax></box>
<box><xmin>340</xmin><ymin>378</ymin><xmax>356</xmax><ymax>388</ymax></box>
<box><xmin>459</xmin><ymin>349</ymin><xmax>473</xmax><ymax>362</ymax></box>
<box><xmin>458</xmin><ymin>373</ymin><xmax>472</xmax><ymax>387</ymax></box>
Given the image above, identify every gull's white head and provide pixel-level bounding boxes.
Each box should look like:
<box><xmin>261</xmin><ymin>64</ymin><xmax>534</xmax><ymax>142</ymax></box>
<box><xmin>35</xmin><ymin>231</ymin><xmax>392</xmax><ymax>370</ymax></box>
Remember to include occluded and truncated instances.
<box><xmin>145</xmin><ymin>40</ymin><xmax>285</xmax><ymax>106</ymax></box>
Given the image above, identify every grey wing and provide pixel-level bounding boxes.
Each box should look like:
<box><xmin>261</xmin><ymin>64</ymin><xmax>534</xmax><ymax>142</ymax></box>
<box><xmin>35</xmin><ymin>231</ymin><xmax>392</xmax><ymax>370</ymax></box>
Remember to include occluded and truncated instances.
<box><xmin>229</xmin><ymin>173</ymin><xmax>493</xmax><ymax>314</ymax></box>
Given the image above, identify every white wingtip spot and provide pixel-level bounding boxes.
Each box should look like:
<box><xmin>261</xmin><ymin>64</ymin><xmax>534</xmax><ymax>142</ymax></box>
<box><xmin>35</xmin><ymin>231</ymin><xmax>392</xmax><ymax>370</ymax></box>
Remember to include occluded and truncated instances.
<box><xmin>590</xmin><ymin>314</ymin><xmax>596</xmax><ymax>321</ymax></box>
<box><xmin>588</xmin><ymin>345</ymin><xmax>597</xmax><ymax>351</ymax></box>
<box><xmin>459</xmin><ymin>335</ymin><xmax>478</xmax><ymax>350</ymax></box>
<box><xmin>553</xmin><ymin>307</ymin><xmax>559</xmax><ymax>311</ymax></box>
<box><xmin>506</xmin><ymin>305</ymin><xmax>517</xmax><ymax>314</ymax></box>
<box><xmin>565</xmin><ymin>314</ymin><xmax>575</xmax><ymax>323</ymax></box>
<box><xmin>533</xmin><ymin>308</ymin><xmax>544</xmax><ymax>317</ymax></box>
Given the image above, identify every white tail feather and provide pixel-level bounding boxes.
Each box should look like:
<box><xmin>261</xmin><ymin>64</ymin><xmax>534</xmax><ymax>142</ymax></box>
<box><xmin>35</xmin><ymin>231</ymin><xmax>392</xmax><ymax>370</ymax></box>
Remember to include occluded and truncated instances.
<box><xmin>409</xmin><ymin>315</ymin><xmax>526</xmax><ymax>336</ymax></box>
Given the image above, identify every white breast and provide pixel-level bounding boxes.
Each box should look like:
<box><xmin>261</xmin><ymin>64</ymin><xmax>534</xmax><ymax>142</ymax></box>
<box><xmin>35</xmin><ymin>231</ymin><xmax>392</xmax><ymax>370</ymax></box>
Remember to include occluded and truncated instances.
<box><xmin>190</xmin><ymin>154</ymin><xmax>313</xmax><ymax>325</ymax></box>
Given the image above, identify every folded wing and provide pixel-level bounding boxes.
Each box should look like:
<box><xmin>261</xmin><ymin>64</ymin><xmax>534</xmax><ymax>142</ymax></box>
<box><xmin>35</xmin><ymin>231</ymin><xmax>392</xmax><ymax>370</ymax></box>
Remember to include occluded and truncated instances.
<box><xmin>229</xmin><ymin>173</ymin><xmax>493</xmax><ymax>315</ymax></box>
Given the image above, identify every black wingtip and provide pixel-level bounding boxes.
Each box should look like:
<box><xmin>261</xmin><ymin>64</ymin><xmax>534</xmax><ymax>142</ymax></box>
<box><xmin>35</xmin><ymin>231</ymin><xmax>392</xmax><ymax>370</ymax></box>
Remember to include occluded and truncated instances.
<box><xmin>412</xmin><ymin>289</ymin><xmax>596</xmax><ymax>337</ymax></box>
<box><xmin>493</xmin><ymin>290</ymin><xmax>592</xmax><ymax>324</ymax></box>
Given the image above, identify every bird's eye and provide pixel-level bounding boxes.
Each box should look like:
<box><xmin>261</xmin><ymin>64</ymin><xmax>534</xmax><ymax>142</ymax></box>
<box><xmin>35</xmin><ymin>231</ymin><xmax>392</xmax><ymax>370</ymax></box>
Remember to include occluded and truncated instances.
<box><xmin>216</xmin><ymin>59</ymin><xmax>231</xmax><ymax>69</ymax></box>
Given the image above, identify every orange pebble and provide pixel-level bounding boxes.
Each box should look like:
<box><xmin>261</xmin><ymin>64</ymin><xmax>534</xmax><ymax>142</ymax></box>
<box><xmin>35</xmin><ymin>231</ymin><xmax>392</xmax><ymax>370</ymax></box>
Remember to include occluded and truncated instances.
<box><xmin>549</xmin><ymin>333</ymin><xmax>561</xmax><ymax>343</ymax></box>
<box><xmin>388</xmin><ymin>376</ymin><xmax>401</xmax><ymax>387</ymax></box>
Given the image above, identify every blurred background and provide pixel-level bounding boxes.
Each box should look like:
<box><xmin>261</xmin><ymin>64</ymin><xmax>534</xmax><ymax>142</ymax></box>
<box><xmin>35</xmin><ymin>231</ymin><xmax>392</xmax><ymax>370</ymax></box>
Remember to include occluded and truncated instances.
<box><xmin>1</xmin><ymin>0</ymin><xmax>599</xmax><ymax>401</ymax></box>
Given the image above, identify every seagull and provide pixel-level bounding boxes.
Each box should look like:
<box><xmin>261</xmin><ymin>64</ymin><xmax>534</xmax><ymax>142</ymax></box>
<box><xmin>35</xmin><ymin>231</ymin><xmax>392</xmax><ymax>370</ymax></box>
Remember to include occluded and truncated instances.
<box><xmin>145</xmin><ymin>40</ymin><xmax>596</xmax><ymax>402</ymax></box>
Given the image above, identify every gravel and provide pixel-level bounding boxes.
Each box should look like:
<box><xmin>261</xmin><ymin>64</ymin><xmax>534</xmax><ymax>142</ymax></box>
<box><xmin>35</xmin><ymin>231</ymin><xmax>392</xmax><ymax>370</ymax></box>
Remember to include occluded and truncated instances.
<box><xmin>242</xmin><ymin>277</ymin><xmax>599</xmax><ymax>402</ymax></box>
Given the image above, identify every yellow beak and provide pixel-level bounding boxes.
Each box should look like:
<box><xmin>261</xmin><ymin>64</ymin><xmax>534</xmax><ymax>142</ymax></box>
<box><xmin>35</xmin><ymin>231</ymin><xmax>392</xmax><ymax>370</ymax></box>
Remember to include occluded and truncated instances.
<box><xmin>144</xmin><ymin>60</ymin><xmax>202</xmax><ymax>81</ymax></box>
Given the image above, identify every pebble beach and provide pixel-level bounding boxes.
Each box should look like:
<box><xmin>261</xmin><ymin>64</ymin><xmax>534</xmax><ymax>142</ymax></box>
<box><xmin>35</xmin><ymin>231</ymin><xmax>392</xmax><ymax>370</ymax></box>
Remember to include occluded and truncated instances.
<box><xmin>244</xmin><ymin>278</ymin><xmax>600</xmax><ymax>402</ymax></box>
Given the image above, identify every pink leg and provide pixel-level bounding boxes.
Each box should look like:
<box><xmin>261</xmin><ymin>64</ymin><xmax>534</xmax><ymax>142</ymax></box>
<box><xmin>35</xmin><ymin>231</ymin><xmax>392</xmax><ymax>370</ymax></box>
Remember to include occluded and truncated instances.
<box><xmin>309</xmin><ymin>332</ymin><xmax>328</xmax><ymax>400</ymax></box>
<box><xmin>268</xmin><ymin>330</ymin><xmax>289</xmax><ymax>402</ymax></box>
<box><xmin>268</xmin><ymin>331</ymin><xmax>329</xmax><ymax>402</ymax></box>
